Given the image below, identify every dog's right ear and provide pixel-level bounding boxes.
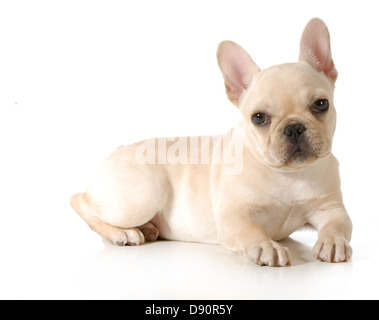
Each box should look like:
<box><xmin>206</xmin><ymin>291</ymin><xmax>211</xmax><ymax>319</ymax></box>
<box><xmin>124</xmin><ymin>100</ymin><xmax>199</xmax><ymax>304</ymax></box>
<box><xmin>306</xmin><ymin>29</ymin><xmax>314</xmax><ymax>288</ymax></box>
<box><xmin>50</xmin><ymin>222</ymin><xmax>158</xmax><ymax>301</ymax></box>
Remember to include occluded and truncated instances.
<box><xmin>217</xmin><ymin>41</ymin><xmax>260</xmax><ymax>107</ymax></box>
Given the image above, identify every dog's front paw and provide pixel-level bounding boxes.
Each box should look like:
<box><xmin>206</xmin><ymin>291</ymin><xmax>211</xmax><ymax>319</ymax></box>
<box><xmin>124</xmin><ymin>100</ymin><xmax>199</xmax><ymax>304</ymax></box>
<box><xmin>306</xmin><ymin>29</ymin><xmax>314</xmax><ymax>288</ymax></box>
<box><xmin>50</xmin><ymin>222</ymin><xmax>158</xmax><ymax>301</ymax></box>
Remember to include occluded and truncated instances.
<box><xmin>248</xmin><ymin>240</ymin><xmax>292</xmax><ymax>267</ymax></box>
<box><xmin>313</xmin><ymin>236</ymin><xmax>352</xmax><ymax>263</ymax></box>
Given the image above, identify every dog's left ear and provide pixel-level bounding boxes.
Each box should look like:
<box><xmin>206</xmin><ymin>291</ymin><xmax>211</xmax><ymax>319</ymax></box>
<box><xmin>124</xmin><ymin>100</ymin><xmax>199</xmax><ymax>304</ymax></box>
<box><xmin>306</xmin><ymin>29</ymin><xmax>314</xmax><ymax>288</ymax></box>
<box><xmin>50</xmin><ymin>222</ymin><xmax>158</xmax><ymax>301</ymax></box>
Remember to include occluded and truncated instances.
<box><xmin>299</xmin><ymin>18</ymin><xmax>338</xmax><ymax>83</ymax></box>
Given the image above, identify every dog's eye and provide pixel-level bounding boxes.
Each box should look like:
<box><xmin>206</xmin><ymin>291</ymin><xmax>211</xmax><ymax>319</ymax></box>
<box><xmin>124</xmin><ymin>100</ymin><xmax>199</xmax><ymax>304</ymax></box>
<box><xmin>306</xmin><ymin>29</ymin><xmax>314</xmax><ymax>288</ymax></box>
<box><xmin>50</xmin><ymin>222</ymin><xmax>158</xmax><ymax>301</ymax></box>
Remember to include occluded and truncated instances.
<box><xmin>252</xmin><ymin>113</ymin><xmax>270</xmax><ymax>126</ymax></box>
<box><xmin>312</xmin><ymin>99</ymin><xmax>329</xmax><ymax>113</ymax></box>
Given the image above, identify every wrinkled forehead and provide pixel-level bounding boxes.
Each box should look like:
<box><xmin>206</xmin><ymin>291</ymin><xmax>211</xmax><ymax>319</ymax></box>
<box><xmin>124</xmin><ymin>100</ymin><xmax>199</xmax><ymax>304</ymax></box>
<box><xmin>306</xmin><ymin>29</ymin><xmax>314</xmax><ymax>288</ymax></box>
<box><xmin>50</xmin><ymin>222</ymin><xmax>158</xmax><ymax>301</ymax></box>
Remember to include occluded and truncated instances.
<box><xmin>243</xmin><ymin>62</ymin><xmax>334</xmax><ymax>113</ymax></box>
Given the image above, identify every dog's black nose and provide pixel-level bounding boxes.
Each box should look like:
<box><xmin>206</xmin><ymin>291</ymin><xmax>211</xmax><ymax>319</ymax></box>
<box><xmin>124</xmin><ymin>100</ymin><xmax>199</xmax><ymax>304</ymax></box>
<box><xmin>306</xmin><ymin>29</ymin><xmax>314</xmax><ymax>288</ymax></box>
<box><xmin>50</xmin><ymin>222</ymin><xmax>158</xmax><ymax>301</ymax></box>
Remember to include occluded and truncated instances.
<box><xmin>283</xmin><ymin>123</ymin><xmax>307</xmax><ymax>143</ymax></box>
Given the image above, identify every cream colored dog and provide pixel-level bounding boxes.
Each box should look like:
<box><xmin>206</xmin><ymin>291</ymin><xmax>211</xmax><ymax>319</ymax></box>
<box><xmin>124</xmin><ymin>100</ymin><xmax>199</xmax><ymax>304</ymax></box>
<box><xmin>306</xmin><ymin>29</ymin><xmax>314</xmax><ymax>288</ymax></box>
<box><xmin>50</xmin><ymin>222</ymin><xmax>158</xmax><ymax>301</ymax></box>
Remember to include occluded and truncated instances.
<box><xmin>71</xmin><ymin>18</ymin><xmax>352</xmax><ymax>267</ymax></box>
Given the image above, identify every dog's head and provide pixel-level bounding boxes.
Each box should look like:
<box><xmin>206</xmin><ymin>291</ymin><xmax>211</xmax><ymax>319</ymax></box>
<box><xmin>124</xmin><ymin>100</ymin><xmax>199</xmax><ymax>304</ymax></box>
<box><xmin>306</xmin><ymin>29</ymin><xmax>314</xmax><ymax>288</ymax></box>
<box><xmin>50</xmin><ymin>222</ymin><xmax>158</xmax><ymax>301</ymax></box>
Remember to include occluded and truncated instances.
<box><xmin>217</xmin><ymin>18</ymin><xmax>338</xmax><ymax>170</ymax></box>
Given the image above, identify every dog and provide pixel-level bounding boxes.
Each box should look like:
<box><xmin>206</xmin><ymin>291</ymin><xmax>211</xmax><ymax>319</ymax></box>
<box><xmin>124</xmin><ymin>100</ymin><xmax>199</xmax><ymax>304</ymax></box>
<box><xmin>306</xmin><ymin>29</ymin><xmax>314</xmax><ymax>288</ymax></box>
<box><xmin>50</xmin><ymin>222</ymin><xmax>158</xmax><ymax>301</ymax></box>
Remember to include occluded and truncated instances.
<box><xmin>71</xmin><ymin>18</ymin><xmax>352</xmax><ymax>267</ymax></box>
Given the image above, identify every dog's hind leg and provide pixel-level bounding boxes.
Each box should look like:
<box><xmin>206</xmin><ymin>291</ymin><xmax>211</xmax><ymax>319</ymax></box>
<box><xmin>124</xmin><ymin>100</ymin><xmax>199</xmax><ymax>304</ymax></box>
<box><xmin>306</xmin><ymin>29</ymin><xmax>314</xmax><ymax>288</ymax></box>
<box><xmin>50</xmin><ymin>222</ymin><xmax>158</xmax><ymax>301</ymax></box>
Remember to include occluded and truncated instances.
<box><xmin>70</xmin><ymin>192</ymin><xmax>152</xmax><ymax>246</ymax></box>
<box><xmin>70</xmin><ymin>144</ymin><xmax>169</xmax><ymax>245</ymax></box>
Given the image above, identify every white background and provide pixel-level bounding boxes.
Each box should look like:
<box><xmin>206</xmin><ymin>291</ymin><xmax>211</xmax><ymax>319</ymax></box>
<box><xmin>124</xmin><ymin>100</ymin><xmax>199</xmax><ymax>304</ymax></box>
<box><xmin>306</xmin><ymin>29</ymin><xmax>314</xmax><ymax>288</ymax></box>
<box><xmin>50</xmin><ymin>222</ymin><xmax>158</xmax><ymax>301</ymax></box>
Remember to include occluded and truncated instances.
<box><xmin>1</xmin><ymin>0</ymin><xmax>378</xmax><ymax>299</ymax></box>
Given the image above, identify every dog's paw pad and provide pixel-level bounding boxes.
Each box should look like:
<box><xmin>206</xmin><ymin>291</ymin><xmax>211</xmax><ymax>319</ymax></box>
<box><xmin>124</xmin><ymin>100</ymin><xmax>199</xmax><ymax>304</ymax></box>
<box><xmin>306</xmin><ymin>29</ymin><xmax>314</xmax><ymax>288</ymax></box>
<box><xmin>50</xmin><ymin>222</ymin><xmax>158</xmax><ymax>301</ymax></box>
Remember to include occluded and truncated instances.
<box><xmin>138</xmin><ymin>222</ymin><xmax>159</xmax><ymax>242</ymax></box>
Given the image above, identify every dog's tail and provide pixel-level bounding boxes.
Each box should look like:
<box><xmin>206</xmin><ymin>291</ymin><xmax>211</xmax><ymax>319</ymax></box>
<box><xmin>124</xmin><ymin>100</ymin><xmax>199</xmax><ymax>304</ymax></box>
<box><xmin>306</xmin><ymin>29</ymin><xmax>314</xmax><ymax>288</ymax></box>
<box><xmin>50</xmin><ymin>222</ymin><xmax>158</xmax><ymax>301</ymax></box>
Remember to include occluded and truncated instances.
<box><xmin>70</xmin><ymin>192</ymin><xmax>84</xmax><ymax>216</ymax></box>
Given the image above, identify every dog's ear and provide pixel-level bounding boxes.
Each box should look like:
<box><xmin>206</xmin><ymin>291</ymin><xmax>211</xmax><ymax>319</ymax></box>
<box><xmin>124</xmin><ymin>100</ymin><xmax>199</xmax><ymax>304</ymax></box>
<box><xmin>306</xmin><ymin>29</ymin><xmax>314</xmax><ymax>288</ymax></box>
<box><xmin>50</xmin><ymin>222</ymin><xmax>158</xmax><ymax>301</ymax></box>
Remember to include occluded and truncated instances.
<box><xmin>217</xmin><ymin>41</ymin><xmax>260</xmax><ymax>107</ymax></box>
<box><xmin>299</xmin><ymin>18</ymin><xmax>338</xmax><ymax>83</ymax></box>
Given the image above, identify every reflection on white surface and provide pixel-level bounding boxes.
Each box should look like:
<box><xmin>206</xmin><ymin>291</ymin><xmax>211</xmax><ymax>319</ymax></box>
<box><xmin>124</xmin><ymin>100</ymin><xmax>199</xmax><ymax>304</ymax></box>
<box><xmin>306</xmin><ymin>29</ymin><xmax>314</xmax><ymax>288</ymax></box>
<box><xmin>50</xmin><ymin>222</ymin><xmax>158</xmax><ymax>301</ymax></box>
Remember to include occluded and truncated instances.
<box><xmin>72</xmin><ymin>233</ymin><xmax>358</xmax><ymax>300</ymax></box>
<box><xmin>0</xmin><ymin>206</ymin><xmax>377</xmax><ymax>300</ymax></box>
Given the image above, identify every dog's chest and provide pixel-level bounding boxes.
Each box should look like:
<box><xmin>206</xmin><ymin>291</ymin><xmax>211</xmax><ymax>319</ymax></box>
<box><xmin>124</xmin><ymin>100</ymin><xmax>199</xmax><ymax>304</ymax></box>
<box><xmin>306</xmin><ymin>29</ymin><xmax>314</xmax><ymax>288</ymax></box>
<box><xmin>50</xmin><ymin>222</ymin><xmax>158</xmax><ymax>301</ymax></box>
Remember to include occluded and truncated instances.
<box><xmin>250</xmin><ymin>178</ymin><xmax>320</xmax><ymax>240</ymax></box>
<box><xmin>252</xmin><ymin>201</ymin><xmax>309</xmax><ymax>241</ymax></box>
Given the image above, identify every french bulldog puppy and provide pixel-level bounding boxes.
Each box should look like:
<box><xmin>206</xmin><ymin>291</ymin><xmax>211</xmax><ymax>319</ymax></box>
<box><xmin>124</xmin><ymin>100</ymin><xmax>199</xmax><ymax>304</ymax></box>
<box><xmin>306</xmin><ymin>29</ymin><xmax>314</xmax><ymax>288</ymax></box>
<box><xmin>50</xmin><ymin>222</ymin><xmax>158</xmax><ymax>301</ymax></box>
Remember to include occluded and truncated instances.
<box><xmin>71</xmin><ymin>18</ymin><xmax>352</xmax><ymax>267</ymax></box>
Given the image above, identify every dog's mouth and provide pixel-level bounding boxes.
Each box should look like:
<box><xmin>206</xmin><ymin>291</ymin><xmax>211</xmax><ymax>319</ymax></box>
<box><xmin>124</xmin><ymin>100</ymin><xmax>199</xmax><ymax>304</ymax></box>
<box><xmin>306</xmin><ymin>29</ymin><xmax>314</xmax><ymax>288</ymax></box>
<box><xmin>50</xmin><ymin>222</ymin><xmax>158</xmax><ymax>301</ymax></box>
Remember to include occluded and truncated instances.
<box><xmin>282</xmin><ymin>143</ymin><xmax>318</xmax><ymax>168</ymax></box>
<box><xmin>289</xmin><ymin>148</ymin><xmax>312</xmax><ymax>162</ymax></box>
<box><xmin>267</xmin><ymin>146</ymin><xmax>317</xmax><ymax>170</ymax></box>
